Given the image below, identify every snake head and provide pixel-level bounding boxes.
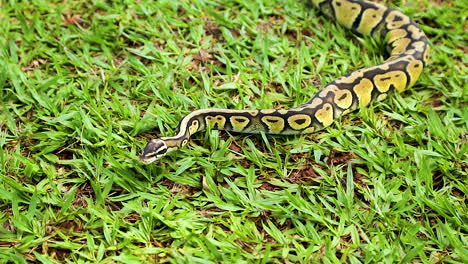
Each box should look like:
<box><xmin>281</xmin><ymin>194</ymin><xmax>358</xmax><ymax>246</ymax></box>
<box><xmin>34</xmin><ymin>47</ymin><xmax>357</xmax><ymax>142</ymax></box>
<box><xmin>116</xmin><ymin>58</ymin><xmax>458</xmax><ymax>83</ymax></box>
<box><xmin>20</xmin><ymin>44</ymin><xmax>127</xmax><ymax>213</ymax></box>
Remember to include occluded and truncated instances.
<box><xmin>139</xmin><ymin>139</ymin><xmax>168</xmax><ymax>164</ymax></box>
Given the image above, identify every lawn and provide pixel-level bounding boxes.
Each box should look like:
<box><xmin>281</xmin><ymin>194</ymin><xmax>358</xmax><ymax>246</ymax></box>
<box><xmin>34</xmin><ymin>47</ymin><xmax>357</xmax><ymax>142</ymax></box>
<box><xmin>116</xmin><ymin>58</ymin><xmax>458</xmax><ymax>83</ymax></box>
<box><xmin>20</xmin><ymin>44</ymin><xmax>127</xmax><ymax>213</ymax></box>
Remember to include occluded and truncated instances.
<box><xmin>0</xmin><ymin>0</ymin><xmax>466</xmax><ymax>263</ymax></box>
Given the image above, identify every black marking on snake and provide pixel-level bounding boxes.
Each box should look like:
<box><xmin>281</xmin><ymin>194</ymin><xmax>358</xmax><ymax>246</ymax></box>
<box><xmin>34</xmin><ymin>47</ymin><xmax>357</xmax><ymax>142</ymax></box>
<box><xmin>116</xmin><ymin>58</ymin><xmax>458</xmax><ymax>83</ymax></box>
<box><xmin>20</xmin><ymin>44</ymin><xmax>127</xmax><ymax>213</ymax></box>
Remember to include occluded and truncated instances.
<box><xmin>393</xmin><ymin>15</ymin><xmax>404</xmax><ymax>22</ymax></box>
<box><xmin>265</xmin><ymin>118</ymin><xmax>279</xmax><ymax>123</ymax></box>
<box><xmin>294</xmin><ymin>119</ymin><xmax>307</xmax><ymax>125</ymax></box>
<box><xmin>338</xmin><ymin>94</ymin><xmax>348</xmax><ymax>101</ymax></box>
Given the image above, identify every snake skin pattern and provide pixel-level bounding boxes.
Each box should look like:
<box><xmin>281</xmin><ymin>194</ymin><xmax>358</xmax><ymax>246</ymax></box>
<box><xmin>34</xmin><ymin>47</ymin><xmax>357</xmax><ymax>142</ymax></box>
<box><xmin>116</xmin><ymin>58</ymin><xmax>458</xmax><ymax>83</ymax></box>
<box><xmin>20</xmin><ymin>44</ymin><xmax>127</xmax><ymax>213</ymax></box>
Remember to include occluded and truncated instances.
<box><xmin>140</xmin><ymin>0</ymin><xmax>429</xmax><ymax>164</ymax></box>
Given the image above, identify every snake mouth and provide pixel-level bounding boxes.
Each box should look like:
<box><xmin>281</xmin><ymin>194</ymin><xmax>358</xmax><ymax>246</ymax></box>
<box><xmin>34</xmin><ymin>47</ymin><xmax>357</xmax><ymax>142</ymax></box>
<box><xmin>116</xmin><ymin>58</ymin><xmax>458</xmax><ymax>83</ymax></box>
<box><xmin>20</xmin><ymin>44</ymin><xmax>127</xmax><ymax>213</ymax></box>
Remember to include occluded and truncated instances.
<box><xmin>140</xmin><ymin>156</ymin><xmax>162</xmax><ymax>164</ymax></box>
<box><xmin>139</xmin><ymin>156</ymin><xmax>157</xmax><ymax>164</ymax></box>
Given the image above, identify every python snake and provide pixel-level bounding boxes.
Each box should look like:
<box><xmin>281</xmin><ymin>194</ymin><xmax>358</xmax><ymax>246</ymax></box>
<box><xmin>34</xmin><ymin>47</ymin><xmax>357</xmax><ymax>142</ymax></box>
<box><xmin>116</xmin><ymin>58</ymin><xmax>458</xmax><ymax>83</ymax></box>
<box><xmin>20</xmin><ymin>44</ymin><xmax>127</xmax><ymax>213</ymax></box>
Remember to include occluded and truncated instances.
<box><xmin>140</xmin><ymin>0</ymin><xmax>429</xmax><ymax>164</ymax></box>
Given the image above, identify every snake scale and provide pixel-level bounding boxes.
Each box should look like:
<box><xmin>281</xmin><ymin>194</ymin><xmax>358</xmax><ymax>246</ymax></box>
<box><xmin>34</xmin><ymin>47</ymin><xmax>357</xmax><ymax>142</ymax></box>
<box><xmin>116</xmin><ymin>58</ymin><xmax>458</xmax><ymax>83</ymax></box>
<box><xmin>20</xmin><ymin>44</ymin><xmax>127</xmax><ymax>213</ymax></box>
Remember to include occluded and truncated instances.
<box><xmin>140</xmin><ymin>0</ymin><xmax>429</xmax><ymax>164</ymax></box>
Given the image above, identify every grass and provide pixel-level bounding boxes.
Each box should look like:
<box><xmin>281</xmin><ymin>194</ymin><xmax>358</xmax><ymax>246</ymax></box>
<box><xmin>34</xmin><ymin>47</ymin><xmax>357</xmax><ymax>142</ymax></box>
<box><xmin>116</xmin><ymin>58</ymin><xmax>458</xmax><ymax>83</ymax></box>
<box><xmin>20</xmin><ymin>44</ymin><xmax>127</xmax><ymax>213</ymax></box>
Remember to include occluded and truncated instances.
<box><xmin>0</xmin><ymin>0</ymin><xmax>466</xmax><ymax>263</ymax></box>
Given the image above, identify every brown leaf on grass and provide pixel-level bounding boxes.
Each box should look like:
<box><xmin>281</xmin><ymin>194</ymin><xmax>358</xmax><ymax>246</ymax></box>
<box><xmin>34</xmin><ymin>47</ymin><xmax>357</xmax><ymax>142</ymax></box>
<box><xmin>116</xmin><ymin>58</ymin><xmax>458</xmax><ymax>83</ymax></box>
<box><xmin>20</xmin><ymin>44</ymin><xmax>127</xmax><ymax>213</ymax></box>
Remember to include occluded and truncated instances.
<box><xmin>327</xmin><ymin>152</ymin><xmax>358</xmax><ymax>166</ymax></box>
<box><xmin>62</xmin><ymin>11</ymin><xmax>83</xmax><ymax>26</ymax></box>
<box><xmin>229</xmin><ymin>142</ymin><xmax>242</xmax><ymax>153</ymax></box>
<box><xmin>204</xmin><ymin>18</ymin><xmax>222</xmax><ymax>38</ymax></box>
<box><xmin>193</xmin><ymin>49</ymin><xmax>213</xmax><ymax>64</ymax></box>
<box><xmin>259</xmin><ymin>182</ymin><xmax>282</xmax><ymax>191</ymax></box>
<box><xmin>288</xmin><ymin>167</ymin><xmax>321</xmax><ymax>184</ymax></box>
<box><xmin>23</xmin><ymin>58</ymin><xmax>48</xmax><ymax>73</ymax></box>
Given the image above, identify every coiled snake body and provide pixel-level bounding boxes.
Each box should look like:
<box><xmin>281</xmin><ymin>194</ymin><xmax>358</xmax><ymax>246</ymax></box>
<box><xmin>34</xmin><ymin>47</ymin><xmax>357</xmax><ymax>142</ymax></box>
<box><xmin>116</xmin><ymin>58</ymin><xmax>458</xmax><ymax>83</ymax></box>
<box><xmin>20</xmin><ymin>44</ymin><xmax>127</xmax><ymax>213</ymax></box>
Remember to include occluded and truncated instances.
<box><xmin>140</xmin><ymin>0</ymin><xmax>429</xmax><ymax>164</ymax></box>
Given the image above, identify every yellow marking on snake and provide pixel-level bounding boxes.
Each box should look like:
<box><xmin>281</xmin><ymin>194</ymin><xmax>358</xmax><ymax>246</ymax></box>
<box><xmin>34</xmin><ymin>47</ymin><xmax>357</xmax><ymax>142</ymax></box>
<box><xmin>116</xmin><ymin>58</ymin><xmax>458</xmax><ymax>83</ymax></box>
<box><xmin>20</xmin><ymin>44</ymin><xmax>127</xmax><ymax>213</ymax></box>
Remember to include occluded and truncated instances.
<box><xmin>309</xmin><ymin>98</ymin><xmax>323</xmax><ymax>108</ymax></box>
<box><xmin>288</xmin><ymin>114</ymin><xmax>312</xmax><ymax>130</ymax></box>
<box><xmin>261</xmin><ymin>109</ymin><xmax>276</xmax><ymax>114</ymax></box>
<box><xmin>357</xmin><ymin>6</ymin><xmax>386</xmax><ymax>35</ymax></box>
<box><xmin>315</xmin><ymin>103</ymin><xmax>334</xmax><ymax>127</ymax></box>
<box><xmin>407</xmin><ymin>24</ymin><xmax>424</xmax><ymax>39</ymax></box>
<box><xmin>205</xmin><ymin>115</ymin><xmax>226</xmax><ymax>129</ymax></box>
<box><xmin>332</xmin><ymin>0</ymin><xmax>361</xmax><ymax>29</ymax></box>
<box><xmin>387</xmin><ymin>29</ymin><xmax>408</xmax><ymax>43</ymax></box>
<box><xmin>391</xmin><ymin>38</ymin><xmax>411</xmax><ymax>55</ymax></box>
<box><xmin>386</xmin><ymin>10</ymin><xmax>410</xmax><ymax>29</ymax></box>
<box><xmin>319</xmin><ymin>85</ymin><xmax>353</xmax><ymax>109</ymax></box>
<box><xmin>423</xmin><ymin>45</ymin><xmax>431</xmax><ymax>63</ymax></box>
<box><xmin>353</xmin><ymin>78</ymin><xmax>374</xmax><ymax>107</ymax></box>
<box><xmin>248</xmin><ymin>110</ymin><xmax>259</xmax><ymax>116</ymax></box>
<box><xmin>366</xmin><ymin>63</ymin><xmax>390</xmax><ymax>72</ymax></box>
<box><xmin>410</xmin><ymin>41</ymin><xmax>426</xmax><ymax>52</ymax></box>
<box><xmin>374</xmin><ymin>71</ymin><xmax>408</xmax><ymax>92</ymax></box>
<box><xmin>229</xmin><ymin>116</ymin><xmax>250</xmax><ymax>131</ymax></box>
<box><xmin>189</xmin><ymin>120</ymin><xmax>199</xmax><ymax>135</ymax></box>
<box><xmin>407</xmin><ymin>60</ymin><xmax>424</xmax><ymax>87</ymax></box>
<box><xmin>318</xmin><ymin>85</ymin><xmax>336</xmax><ymax>97</ymax></box>
<box><xmin>261</xmin><ymin>116</ymin><xmax>285</xmax><ymax>134</ymax></box>
<box><xmin>335</xmin><ymin>70</ymin><xmax>364</xmax><ymax>84</ymax></box>
<box><xmin>334</xmin><ymin>89</ymin><xmax>353</xmax><ymax>109</ymax></box>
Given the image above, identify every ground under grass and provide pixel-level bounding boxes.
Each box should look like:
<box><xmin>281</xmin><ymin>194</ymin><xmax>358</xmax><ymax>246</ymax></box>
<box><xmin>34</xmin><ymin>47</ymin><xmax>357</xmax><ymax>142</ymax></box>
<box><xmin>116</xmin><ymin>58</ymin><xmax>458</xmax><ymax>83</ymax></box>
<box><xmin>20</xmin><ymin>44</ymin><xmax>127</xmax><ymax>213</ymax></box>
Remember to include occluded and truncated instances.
<box><xmin>0</xmin><ymin>0</ymin><xmax>466</xmax><ymax>263</ymax></box>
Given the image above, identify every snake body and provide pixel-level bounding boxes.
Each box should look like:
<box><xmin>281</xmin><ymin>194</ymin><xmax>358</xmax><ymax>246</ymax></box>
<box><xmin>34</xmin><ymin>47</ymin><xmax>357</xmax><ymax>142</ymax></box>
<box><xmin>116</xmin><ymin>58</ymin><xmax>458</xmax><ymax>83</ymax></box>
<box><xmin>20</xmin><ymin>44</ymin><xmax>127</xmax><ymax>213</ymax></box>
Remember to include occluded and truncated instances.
<box><xmin>140</xmin><ymin>0</ymin><xmax>429</xmax><ymax>164</ymax></box>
